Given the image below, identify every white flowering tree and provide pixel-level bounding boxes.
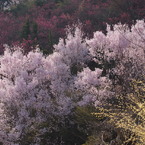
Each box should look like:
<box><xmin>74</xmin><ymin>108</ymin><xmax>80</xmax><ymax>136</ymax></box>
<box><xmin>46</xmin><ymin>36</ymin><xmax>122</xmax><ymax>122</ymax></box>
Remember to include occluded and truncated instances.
<box><xmin>0</xmin><ymin>31</ymin><xmax>109</xmax><ymax>144</ymax></box>
<box><xmin>87</xmin><ymin>20</ymin><xmax>145</xmax><ymax>91</ymax></box>
<box><xmin>0</xmin><ymin>20</ymin><xmax>144</xmax><ymax>144</ymax></box>
<box><xmin>0</xmin><ymin>47</ymin><xmax>72</xmax><ymax>144</ymax></box>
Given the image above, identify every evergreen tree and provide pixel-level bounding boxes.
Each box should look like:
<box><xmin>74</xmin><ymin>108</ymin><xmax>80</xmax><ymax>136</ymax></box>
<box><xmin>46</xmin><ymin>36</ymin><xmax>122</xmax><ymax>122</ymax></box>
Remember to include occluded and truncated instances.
<box><xmin>21</xmin><ymin>19</ymin><xmax>31</xmax><ymax>40</ymax></box>
<box><xmin>32</xmin><ymin>22</ymin><xmax>38</xmax><ymax>39</ymax></box>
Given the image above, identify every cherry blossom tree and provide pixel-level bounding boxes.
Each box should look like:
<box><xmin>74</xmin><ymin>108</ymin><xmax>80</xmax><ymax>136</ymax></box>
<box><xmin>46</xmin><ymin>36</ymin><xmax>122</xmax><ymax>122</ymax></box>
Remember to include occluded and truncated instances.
<box><xmin>87</xmin><ymin>20</ymin><xmax>145</xmax><ymax>92</ymax></box>
<box><xmin>0</xmin><ymin>28</ymin><xmax>109</xmax><ymax>144</ymax></box>
<box><xmin>0</xmin><ymin>19</ymin><xmax>144</xmax><ymax>144</ymax></box>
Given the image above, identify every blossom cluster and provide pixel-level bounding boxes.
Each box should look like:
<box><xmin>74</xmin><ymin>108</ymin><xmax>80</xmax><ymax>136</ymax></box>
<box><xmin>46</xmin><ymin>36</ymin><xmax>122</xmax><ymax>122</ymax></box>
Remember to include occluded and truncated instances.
<box><xmin>0</xmin><ymin>20</ymin><xmax>144</xmax><ymax>144</ymax></box>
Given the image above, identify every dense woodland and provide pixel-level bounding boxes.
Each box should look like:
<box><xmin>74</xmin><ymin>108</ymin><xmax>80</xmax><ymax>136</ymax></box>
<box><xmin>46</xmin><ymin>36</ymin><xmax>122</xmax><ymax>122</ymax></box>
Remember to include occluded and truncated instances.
<box><xmin>0</xmin><ymin>0</ymin><xmax>145</xmax><ymax>53</ymax></box>
<box><xmin>0</xmin><ymin>0</ymin><xmax>145</xmax><ymax>144</ymax></box>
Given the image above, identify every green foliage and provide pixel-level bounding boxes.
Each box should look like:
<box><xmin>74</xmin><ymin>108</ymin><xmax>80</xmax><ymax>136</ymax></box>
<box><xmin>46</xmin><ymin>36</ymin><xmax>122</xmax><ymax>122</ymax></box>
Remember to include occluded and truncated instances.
<box><xmin>10</xmin><ymin>0</ymin><xmax>35</xmax><ymax>16</ymax></box>
<box><xmin>32</xmin><ymin>22</ymin><xmax>38</xmax><ymax>39</ymax></box>
<box><xmin>35</xmin><ymin>0</ymin><xmax>47</xmax><ymax>6</ymax></box>
<box><xmin>21</xmin><ymin>20</ymin><xmax>38</xmax><ymax>41</ymax></box>
<box><xmin>56</xmin><ymin>0</ymin><xmax>67</xmax><ymax>7</ymax></box>
<box><xmin>21</xmin><ymin>19</ymin><xmax>31</xmax><ymax>40</ymax></box>
<box><xmin>48</xmin><ymin>30</ymin><xmax>53</xmax><ymax>52</ymax></box>
<box><xmin>83</xmin><ymin>135</ymin><xmax>101</xmax><ymax>145</ymax></box>
<box><xmin>74</xmin><ymin>106</ymin><xmax>108</xmax><ymax>145</ymax></box>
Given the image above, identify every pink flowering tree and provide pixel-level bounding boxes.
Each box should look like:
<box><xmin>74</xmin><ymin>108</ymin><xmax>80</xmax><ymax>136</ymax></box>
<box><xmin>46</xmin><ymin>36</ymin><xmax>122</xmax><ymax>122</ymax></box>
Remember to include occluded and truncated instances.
<box><xmin>0</xmin><ymin>12</ymin><xmax>21</xmax><ymax>54</ymax></box>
